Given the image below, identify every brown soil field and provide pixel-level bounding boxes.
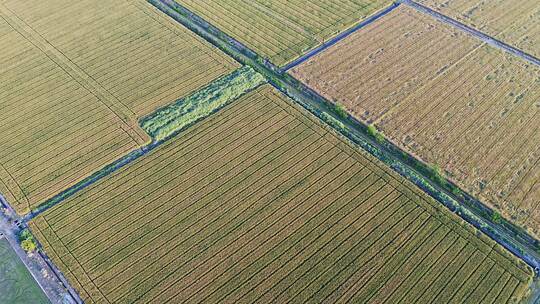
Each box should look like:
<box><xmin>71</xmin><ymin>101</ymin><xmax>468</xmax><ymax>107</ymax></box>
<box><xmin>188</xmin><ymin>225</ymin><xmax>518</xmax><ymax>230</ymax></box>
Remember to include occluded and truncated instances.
<box><xmin>291</xmin><ymin>6</ymin><xmax>540</xmax><ymax>236</ymax></box>
<box><xmin>0</xmin><ymin>0</ymin><xmax>237</xmax><ymax>214</ymax></box>
<box><xmin>177</xmin><ymin>0</ymin><xmax>391</xmax><ymax>66</ymax></box>
<box><xmin>29</xmin><ymin>85</ymin><xmax>532</xmax><ymax>303</ymax></box>
<box><xmin>417</xmin><ymin>0</ymin><xmax>540</xmax><ymax>59</ymax></box>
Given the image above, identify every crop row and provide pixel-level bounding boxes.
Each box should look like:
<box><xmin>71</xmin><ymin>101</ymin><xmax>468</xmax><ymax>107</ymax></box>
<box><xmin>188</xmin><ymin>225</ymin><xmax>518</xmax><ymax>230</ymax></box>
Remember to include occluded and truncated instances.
<box><xmin>178</xmin><ymin>0</ymin><xmax>390</xmax><ymax>66</ymax></box>
<box><xmin>2</xmin><ymin>0</ymin><xmax>239</xmax><ymax>118</ymax></box>
<box><xmin>0</xmin><ymin>13</ymin><xmax>141</xmax><ymax>214</ymax></box>
<box><xmin>0</xmin><ymin>0</ymin><xmax>239</xmax><ymax>214</ymax></box>
<box><xmin>30</xmin><ymin>86</ymin><xmax>533</xmax><ymax>303</ymax></box>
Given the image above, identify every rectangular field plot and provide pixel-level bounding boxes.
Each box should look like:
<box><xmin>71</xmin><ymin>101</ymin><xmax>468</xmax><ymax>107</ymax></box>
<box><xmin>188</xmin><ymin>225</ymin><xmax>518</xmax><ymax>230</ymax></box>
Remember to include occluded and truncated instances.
<box><xmin>177</xmin><ymin>0</ymin><xmax>391</xmax><ymax>66</ymax></box>
<box><xmin>29</xmin><ymin>85</ymin><xmax>532</xmax><ymax>303</ymax></box>
<box><xmin>0</xmin><ymin>237</ymin><xmax>49</xmax><ymax>304</ymax></box>
<box><xmin>291</xmin><ymin>6</ymin><xmax>540</xmax><ymax>237</ymax></box>
<box><xmin>0</xmin><ymin>0</ymin><xmax>238</xmax><ymax>117</ymax></box>
<box><xmin>416</xmin><ymin>0</ymin><xmax>540</xmax><ymax>59</ymax></box>
<box><xmin>0</xmin><ymin>0</ymin><xmax>237</xmax><ymax>214</ymax></box>
<box><xmin>0</xmin><ymin>14</ymin><xmax>144</xmax><ymax>214</ymax></box>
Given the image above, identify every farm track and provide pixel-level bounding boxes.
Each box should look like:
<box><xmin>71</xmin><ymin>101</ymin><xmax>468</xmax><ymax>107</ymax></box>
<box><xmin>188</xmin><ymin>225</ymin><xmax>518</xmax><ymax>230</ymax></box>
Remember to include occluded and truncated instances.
<box><xmin>291</xmin><ymin>2</ymin><xmax>540</xmax><ymax>247</ymax></box>
<box><xmin>177</xmin><ymin>0</ymin><xmax>391</xmax><ymax>66</ymax></box>
<box><xmin>282</xmin><ymin>2</ymin><xmax>401</xmax><ymax>72</ymax></box>
<box><xmin>0</xmin><ymin>195</ymin><xmax>82</xmax><ymax>304</ymax></box>
<box><xmin>29</xmin><ymin>86</ymin><xmax>533</xmax><ymax>303</ymax></box>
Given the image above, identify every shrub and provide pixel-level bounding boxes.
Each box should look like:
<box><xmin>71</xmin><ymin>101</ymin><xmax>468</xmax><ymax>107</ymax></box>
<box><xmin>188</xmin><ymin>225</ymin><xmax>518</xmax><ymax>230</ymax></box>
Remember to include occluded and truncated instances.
<box><xmin>492</xmin><ymin>211</ymin><xmax>503</xmax><ymax>224</ymax></box>
<box><xmin>18</xmin><ymin>229</ymin><xmax>32</xmax><ymax>242</ymax></box>
<box><xmin>367</xmin><ymin>124</ymin><xmax>385</xmax><ymax>143</ymax></box>
<box><xmin>428</xmin><ymin>164</ymin><xmax>445</xmax><ymax>185</ymax></box>
<box><xmin>19</xmin><ymin>229</ymin><xmax>37</xmax><ymax>253</ymax></box>
<box><xmin>21</xmin><ymin>239</ymin><xmax>37</xmax><ymax>252</ymax></box>
<box><xmin>334</xmin><ymin>103</ymin><xmax>348</xmax><ymax>119</ymax></box>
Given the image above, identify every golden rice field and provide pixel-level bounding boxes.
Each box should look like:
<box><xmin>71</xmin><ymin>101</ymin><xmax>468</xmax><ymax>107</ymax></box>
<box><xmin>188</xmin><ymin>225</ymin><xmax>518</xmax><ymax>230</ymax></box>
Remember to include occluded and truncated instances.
<box><xmin>291</xmin><ymin>6</ymin><xmax>540</xmax><ymax>236</ymax></box>
<box><xmin>29</xmin><ymin>86</ymin><xmax>533</xmax><ymax>304</ymax></box>
<box><xmin>417</xmin><ymin>0</ymin><xmax>540</xmax><ymax>58</ymax></box>
<box><xmin>177</xmin><ymin>0</ymin><xmax>391</xmax><ymax>66</ymax></box>
<box><xmin>1</xmin><ymin>0</ymin><xmax>238</xmax><ymax>117</ymax></box>
<box><xmin>0</xmin><ymin>0</ymin><xmax>237</xmax><ymax>214</ymax></box>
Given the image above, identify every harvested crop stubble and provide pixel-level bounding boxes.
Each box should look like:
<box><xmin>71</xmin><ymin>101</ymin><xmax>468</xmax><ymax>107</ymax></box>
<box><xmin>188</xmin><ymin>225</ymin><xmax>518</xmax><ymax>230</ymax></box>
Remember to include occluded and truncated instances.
<box><xmin>291</xmin><ymin>6</ymin><xmax>540</xmax><ymax>237</ymax></box>
<box><xmin>177</xmin><ymin>0</ymin><xmax>391</xmax><ymax>66</ymax></box>
<box><xmin>416</xmin><ymin>0</ymin><xmax>540</xmax><ymax>59</ymax></box>
<box><xmin>29</xmin><ymin>85</ymin><xmax>532</xmax><ymax>303</ymax></box>
<box><xmin>0</xmin><ymin>0</ymin><xmax>237</xmax><ymax>214</ymax></box>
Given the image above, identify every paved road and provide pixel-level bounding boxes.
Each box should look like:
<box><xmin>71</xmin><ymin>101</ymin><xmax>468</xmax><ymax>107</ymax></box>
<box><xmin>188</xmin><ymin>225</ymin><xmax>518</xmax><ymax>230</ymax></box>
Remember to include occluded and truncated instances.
<box><xmin>399</xmin><ymin>0</ymin><xmax>540</xmax><ymax>67</ymax></box>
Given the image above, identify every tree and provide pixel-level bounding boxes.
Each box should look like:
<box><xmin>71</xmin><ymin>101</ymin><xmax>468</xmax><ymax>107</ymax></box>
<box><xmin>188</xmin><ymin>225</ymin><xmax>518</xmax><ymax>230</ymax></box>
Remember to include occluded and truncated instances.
<box><xmin>18</xmin><ymin>229</ymin><xmax>37</xmax><ymax>253</ymax></box>
<box><xmin>21</xmin><ymin>239</ymin><xmax>37</xmax><ymax>252</ymax></box>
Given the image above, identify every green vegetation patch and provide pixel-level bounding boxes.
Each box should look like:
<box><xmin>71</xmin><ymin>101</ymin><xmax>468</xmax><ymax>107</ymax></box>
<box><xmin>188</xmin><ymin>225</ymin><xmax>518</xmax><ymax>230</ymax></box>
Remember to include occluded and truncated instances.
<box><xmin>0</xmin><ymin>237</ymin><xmax>49</xmax><ymax>303</ymax></box>
<box><xmin>140</xmin><ymin>66</ymin><xmax>266</xmax><ymax>141</ymax></box>
<box><xmin>18</xmin><ymin>229</ymin><xmax>37</xmax><ymax>253</ymax></box>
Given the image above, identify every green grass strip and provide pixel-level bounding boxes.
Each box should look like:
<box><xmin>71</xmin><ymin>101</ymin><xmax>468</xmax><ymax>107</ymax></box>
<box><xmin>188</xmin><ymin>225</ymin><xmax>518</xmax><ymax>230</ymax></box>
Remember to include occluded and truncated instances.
<box><xmin>140</xmin><ymin>66</ymin><xmax>266</xmax><ymax>141</ymax></box>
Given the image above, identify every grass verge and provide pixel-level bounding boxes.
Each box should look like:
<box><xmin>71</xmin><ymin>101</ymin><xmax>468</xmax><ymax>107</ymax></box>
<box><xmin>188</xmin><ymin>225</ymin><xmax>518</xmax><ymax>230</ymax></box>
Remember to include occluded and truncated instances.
<box><xmin>140</xmin><ymin>66</ymin><xmax>266</xmax><ymax>141</ymax></box>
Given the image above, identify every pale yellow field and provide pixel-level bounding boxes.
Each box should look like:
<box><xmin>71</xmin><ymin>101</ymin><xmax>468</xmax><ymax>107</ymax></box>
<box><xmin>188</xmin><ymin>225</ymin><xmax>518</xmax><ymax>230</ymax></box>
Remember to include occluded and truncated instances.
<box><xmin>291</xmin><ymin>6</ymin><xmax>540</xmax><ymax>236</ymax></box>
<box><xmin>417</xmin><ymin>0</ymin><xmax>540</xmax><ymax>59</ymax></box>
<box><xmin>0</xmin><ymin>0</ymin><xmax>237</xmax><ymax>214</ymax></box>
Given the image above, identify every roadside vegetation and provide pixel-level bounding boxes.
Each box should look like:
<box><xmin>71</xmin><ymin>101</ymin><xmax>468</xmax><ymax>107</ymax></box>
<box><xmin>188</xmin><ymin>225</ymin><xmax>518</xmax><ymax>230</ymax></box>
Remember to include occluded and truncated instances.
<box><xmin>18</xmin><ymin>229</ymin><xmax>37</xmax><ymax>253</ymax></box>
<box><xmin>178</xmin><ymin>0</ymin><xmax>391</xmax><ymax>66</ymax></box>
<box><xmin>291</xmin><ymin>5</ymin><xmax>540</xmax><ymax>239</ymax></box>
<box><xmin>0</xmin><ymin>0</ymin><xmax>536</xmax><ymax>303</ymax></box>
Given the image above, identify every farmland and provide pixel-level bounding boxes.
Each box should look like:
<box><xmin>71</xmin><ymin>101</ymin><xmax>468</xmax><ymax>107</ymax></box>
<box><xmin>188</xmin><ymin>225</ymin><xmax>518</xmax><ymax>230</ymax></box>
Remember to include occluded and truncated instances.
<box><xmin>416</xmin><ymin>0</ymin><xmax>540</xmax><ymax>59</ymax></box>
<box><xmin>0</xmin><ymin>0</ymin><xmax>237</xmax><ymax>214</ymax></box>
<box><xmin>177</xmin><ymin>0</ymin><xmax>391</xmax><ymax>66</ymax></box>
<box><xmin>0</xmin><ymin>237</ymin><xmax>49</xmax><ymax>304</ymax></box>
<box><xmin>29</xmin><ymin>85</ymin><xmax>533</xmax><ymax>303</ymax></box>
<box><xmin>291</xmin><ymin>6</ymin><xmax>540</xmax><ymax>237</ymax></box>
<box><xmin>0</xmin><ymin>0</ymin><xmax>238</xmax><ymax>117</ymax></box>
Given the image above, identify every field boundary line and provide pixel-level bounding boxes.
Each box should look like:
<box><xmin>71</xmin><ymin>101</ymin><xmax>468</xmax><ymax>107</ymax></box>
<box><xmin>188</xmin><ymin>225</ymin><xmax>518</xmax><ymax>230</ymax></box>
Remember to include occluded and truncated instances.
<box><xmin>0</xmin><ymin>195</ymin><xmax>83</xmax><ymax>304</ymax></box>
<box><xmin>398</xmin><ymin>0</ymin><xmax>540</xmax><ymax>67</ymax></box>
<box><xmin>0</xmin><ymin>163</ymin><xmax>29</xmax><ymax>213</ymax></box>
<box><xmin>282</xmin><ymin>2</ymin><xmax>401</xmax><ymax>72</ymax></box>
